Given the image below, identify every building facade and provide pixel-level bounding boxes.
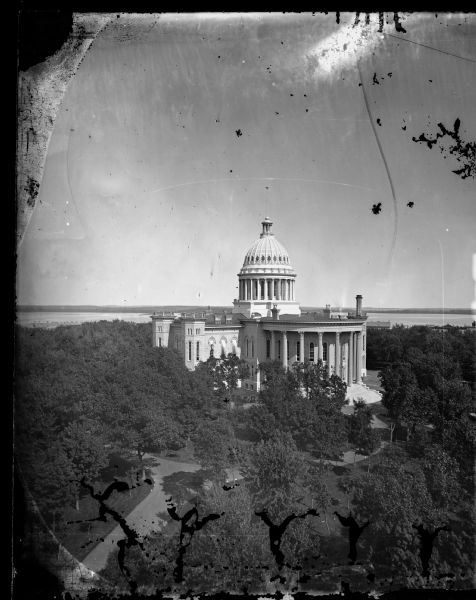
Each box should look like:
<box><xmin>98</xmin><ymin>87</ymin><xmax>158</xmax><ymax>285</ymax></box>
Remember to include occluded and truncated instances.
<box><xmin>151</xmin><ymin>218</ymin><xmax>367</xmax><ymax>393</ymax></box>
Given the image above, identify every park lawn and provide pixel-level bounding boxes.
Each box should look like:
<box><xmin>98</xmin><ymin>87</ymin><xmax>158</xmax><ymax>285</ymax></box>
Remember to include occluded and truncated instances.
<box><xmin>58</xmin><ymin>454</ymin><xmax>153</xmax><ymax>562</ymax></box>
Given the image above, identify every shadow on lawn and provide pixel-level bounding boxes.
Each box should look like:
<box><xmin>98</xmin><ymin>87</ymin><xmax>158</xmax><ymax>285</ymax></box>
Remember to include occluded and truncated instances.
<box><xmin>161</xmin><ymin>469</ymin><xmax>208</xmax><ymax>502</ymax></box>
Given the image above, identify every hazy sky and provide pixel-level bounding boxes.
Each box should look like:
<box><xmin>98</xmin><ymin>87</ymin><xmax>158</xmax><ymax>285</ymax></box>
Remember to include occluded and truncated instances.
<box><xmin>17</xmin><ymin>13</ymin><xmax>476</xmax><ymax>309</ymax></box>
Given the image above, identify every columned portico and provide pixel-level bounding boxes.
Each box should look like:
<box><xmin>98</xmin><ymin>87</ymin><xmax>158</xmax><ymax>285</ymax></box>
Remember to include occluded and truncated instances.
<box><xmin>356</xmin><ymin>331</ymin><xmax>362</xmax><ymax>383</ymax></box>
<box><xmin>348</xmin><ymin>331</ymin><xmax>353</xmax><ymax>385</ymax></box>
<box><xmin>318</xmin><ymin>332</ymin><xmax>323</xmax><ymax>362</ymax></box>
<box><xmin>282</xmin><ymin>331</ymin><xmax>288</xmax><ymax>368</ymax></box>
<box><xmin>335</xmin><ymin>332</ymin><xmax>341</xmax><ymax>378</ymax></box>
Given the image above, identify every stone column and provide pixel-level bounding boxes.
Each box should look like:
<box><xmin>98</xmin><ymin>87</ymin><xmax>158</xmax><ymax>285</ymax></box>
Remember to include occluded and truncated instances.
<box><xmin>335</xmin><ymin>332</ymin><xmax>341</xmax><ymax>378</ymax></box>
<box><xmin>282</xmin><ymin>331</ymin><xmax>288</xmax><ymax>368</ymax></box>
<box><xmin>356</xmin><ymin>331</ymin><xmax>362</xmax><ymax>383</ymax></box>
<box><xmin>300</xmin><ymin>331</ymin><xmax>305</xmax><ymax>363</ymax></box>
<box><xmin>348</xmin><ymin>332</ymin><xmax>353</xmax><ymax>385</ymax></box>
<box><xmin>271</xmin><ymin>330</ymin><xmax>275</xmax><ymax>360</ymax></box>
<box><xmin>328</xmin><ymin>343</ymin><xmax>332</xmax><ymax>377</ymax></box>
<box><xmin>318</xmin><ymin>332</ymin><xmax>323</xmax><ymax>362</ymax></box>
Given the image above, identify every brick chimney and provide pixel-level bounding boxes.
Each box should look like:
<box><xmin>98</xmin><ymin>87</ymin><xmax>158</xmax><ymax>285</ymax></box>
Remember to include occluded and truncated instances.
<box><xmin>356</xmin><ymin>295</ymin><xmax>363</xmax><ymax>317</ymax></box>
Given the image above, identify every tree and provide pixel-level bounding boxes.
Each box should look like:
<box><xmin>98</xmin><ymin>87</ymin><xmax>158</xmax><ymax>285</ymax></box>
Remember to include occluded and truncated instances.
<box><xmin>350</xmin><ymin>445</ymin><xmax>472</xmax><ymax>585</ymax></box>
<box><xmin>245</xmin><ymin>432</ymin><xmax>309</xmax><ymax>518</ymax></box>
<box><xmin>197</xmin><ymin>354</ymin><xmax>250</xmax><ymax>405</ymax></box>
<box><xmin>192</xmin><ymin>418</ymin><xmax>238</xmax><ymax>480</ymax></box>
<box><xmin>258</xmin><ymin>361</ymin><xmax>348</xmax><ymax>459</ymax></box>
<box><xmin>347</xmin><ymin>399</ymin><xmax>379</xmax><ymax>459</ymax></box>
<box><xmin>61</xmin><ymin>419</ymin><xmax>110</xmax><ymax>510</ymax></box>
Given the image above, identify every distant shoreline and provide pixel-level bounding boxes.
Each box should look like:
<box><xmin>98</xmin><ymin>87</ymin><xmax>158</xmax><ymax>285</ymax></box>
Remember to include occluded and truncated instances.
<box><xmin>16</xmin><ymin>305</ymin><xmax>476</xmax><ymax>315</ymax></box>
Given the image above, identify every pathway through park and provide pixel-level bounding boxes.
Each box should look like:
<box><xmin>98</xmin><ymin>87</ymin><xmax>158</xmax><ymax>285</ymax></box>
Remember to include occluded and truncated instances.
<box><xmin>81</xmin><ymin>454</ymin><xmax>201</xmax><ymax>574</ymax></box>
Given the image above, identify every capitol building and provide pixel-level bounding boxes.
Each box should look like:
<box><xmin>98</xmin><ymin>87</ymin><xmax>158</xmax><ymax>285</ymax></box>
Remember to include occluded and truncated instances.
<box><xmin>152</xmin><ymin>218</ymin><xmax>367</xmax><ymax>393</ymax></box>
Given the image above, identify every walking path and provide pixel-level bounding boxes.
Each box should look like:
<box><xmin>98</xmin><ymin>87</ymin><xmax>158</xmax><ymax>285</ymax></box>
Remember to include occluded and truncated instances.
<box><xmin>345</xmin><ymin>382</ymin><xmax>382</xmax><ymax>405</ymax></box>
<box><xmin>81</xmin><ymin>455</ymin><xmax>200</xmax><ymax>574</ymax></box>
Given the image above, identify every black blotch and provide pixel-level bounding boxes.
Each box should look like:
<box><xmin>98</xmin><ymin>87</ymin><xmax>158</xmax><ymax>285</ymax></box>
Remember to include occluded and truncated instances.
<box><xmin>18</xmin><ymin>11</ymin><xmax>74</xmax><ymax>71</ymax></box>
<box><xmin>229</xmin><ymin>169</ymin><xmax>233</xmax><ymax>173</ymax></box>
<box><xmin>290</xmin><ymin>93</ymin><xmax>294</xmax><ymax>97</ymax></box>
<box><xmin>255</xmin><ymin>508</ymin><xmax>319</xmax><ymax>577</ymax></box>
<box><xmin>235</xmin><ymin>129</ymin><xmax>242</xmax><ymax>137</ymax></box>
<box><xmin>411</xmin><ymin>118</ymin><xmax>476</xmax><ymax>179</ymax></box>
<box><xmin>336</xmin><ymin>12</ymin><xmax>340</xmax><ymax>24</ymax></box>
<box><xmin>334</xmin><ymin>511</ymin><xmax>370</xmax><ymax>564</ymax></box>
<box><xmin>372</xmin><ymin>73</ymin><xmax>380</xmax><ymax>85</ymax></box>
<box><xmin>80</xmin><ymin>477</ymin><xmax>150</xmax><ymax>592</ymax></box>
<box><xmin>371</xmin><ymin>203</ymin><xmax>382</xmax><ymax>215</ymax></box>
<box><xmin>222</xmin><ymin>482</ymin><xmax>240</xmax><ymax>491</ymax></box>
<box><xmin>275</xmin><ymin>112</ymin><xmax>280</xmax><ymax>115</ymax></box>
<box><xmin>413</xmin><ymin>523</ymin><xmax>450</xmax><ymax>578</ymax></box>
<box><xmin>388</xmin><ymin>72</ymin><xmax>393</xmax><ymax>77</ymax></box>
<box><xmin>167</xmin><ymin>499</ymin><xmax>223</xmax><ymax>583</ymax></box>
<box><xmin>393</xmin><ymin>12</ymin><xmax>407</xmax><ymax>33</ymax></box>
<box><xmin>429</xmin><ymin>79</ymin><xmax>433</xmax><ymax>83</ymax></box>
<box><xmin>376</xmin><ymin>118</ymin><xmax>382</xmax><ymax>126</ymax></box>
<box><xmin>407</xmin><ymin>201</ymin><xmax>414</xmax><ymax>208</ymax></box>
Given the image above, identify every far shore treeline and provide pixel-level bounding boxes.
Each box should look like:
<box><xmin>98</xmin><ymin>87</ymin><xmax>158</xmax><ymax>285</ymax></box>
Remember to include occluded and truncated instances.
<box><xmin>16</xmin><ymin>304</ymin><xmax>476</xmax><ymax>315</ymax></box>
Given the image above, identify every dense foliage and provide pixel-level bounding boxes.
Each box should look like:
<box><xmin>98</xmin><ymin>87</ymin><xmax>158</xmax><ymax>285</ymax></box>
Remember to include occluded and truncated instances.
<box><xmin>14</xmin><ymin>321</ymin><xmax>217</xmax><ymax>519</ymax></box>
<box><xmin>15</xmin><ymin>321</ymin><xmax>475</xmax><ymax>594</ymax></box>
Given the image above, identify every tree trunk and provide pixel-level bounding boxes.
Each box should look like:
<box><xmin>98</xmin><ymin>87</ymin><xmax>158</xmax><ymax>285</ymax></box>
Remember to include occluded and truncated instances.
<box><xmin>324</xmin><ymin>512</ymin><xmax>330</xmax><ymax>534</ymax></box>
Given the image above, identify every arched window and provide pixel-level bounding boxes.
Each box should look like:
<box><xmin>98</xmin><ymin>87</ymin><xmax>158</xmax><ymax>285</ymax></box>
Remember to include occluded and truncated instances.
<box><xmin>310</xmin><ymin>342</ymin><xmax>314</xmax><ymax>361</ymax></box>
<box><xmin>210</xmin><ymin>344</ymin><xmax>214</xmax><ymax>358</ymax></box>
<box><xmin>323</xmin><ymin>342</ymin><xmax>328</xmax><ymax>361</ymax></box>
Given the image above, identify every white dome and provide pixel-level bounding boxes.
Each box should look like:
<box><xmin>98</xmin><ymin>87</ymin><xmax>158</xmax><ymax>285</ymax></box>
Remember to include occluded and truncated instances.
<box><xmin>239</xmin><ymin>218</ymin><xmax>296</xmax><ymax>275</ymax></box>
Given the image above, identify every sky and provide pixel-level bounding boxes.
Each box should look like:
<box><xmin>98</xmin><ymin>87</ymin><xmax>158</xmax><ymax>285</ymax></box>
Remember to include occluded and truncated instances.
<box><xmin>17</xmin><ymin>12</ymin><xmax>476</xmax><ymax>309</ymax></box>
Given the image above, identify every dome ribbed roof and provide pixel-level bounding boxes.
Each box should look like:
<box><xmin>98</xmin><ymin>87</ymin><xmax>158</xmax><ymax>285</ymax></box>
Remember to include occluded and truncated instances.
<box><xmin>240</xmin><ymin>218</ymin><xmax>296</xmax><ymax>274</ymax></box>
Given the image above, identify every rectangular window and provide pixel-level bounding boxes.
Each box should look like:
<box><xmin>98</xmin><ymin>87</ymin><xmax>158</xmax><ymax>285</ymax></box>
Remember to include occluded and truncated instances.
<box><xmin>158</xmin><ymin>338</ymin><xmax>162</xmax><ymax>347</ymax></box>
<box><xmin>188</xmin><ymin>341</ymin><xmax>192</xmax><ymax>361</ymax></box>
<box><xmin>297</xmin><ymin>341</ymin><xmax>300</xmax><ymax>361</ymax></box>
<box><xmin>278</xmin><ymin>340</ymin><xmax>281</xmax><ymax>359</ymax></box>
<box><xmin>196</xmin><ymin>328</ymin><xmax>200</xmax><ymax>335</ymax></box>
<box><xmin>266</xmin><ymin>339</ymin><xmax>270</xmax><ymax>358</ymax></box>
<box><xmin>323</xmin><ymin>342</ymin><xmax>328</xmax><ymax>361</ymax></box>
<box><xmin>310</xmin><ymin>343</ymin><xmax>314</xmax><ymax>361</ymax></box>
<box><xmin>251</xmin><ymin>339</ymin><xmax>254</xmax><ymax>357</ymax></box>
<box><xmin>196</xmin><ymin>341</ymin><xmax>200</xmax><ymax>361</ymax></box>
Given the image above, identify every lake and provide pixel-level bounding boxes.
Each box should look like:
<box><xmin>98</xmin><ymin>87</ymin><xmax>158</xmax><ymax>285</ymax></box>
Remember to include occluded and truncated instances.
<box><xmin>15</xmin><ymin>310</ymin><xmax>476</xmax><ymax>328</ymax></box>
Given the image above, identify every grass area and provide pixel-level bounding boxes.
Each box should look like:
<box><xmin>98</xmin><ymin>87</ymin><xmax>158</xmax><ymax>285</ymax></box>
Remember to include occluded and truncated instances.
<box><xmin>161</xmin><ymin>468</ymin><xmax>209</xmax><ymax>503</ymax></box>
<box><xmin>58</xmin><ymin>454</ymin><xmax>153</xmax><ymax>562</ymax></box>
<box><xmin>157</xmin><ymin>441</ymin><xmax>197</xmax><ymax>464</ymax></box>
